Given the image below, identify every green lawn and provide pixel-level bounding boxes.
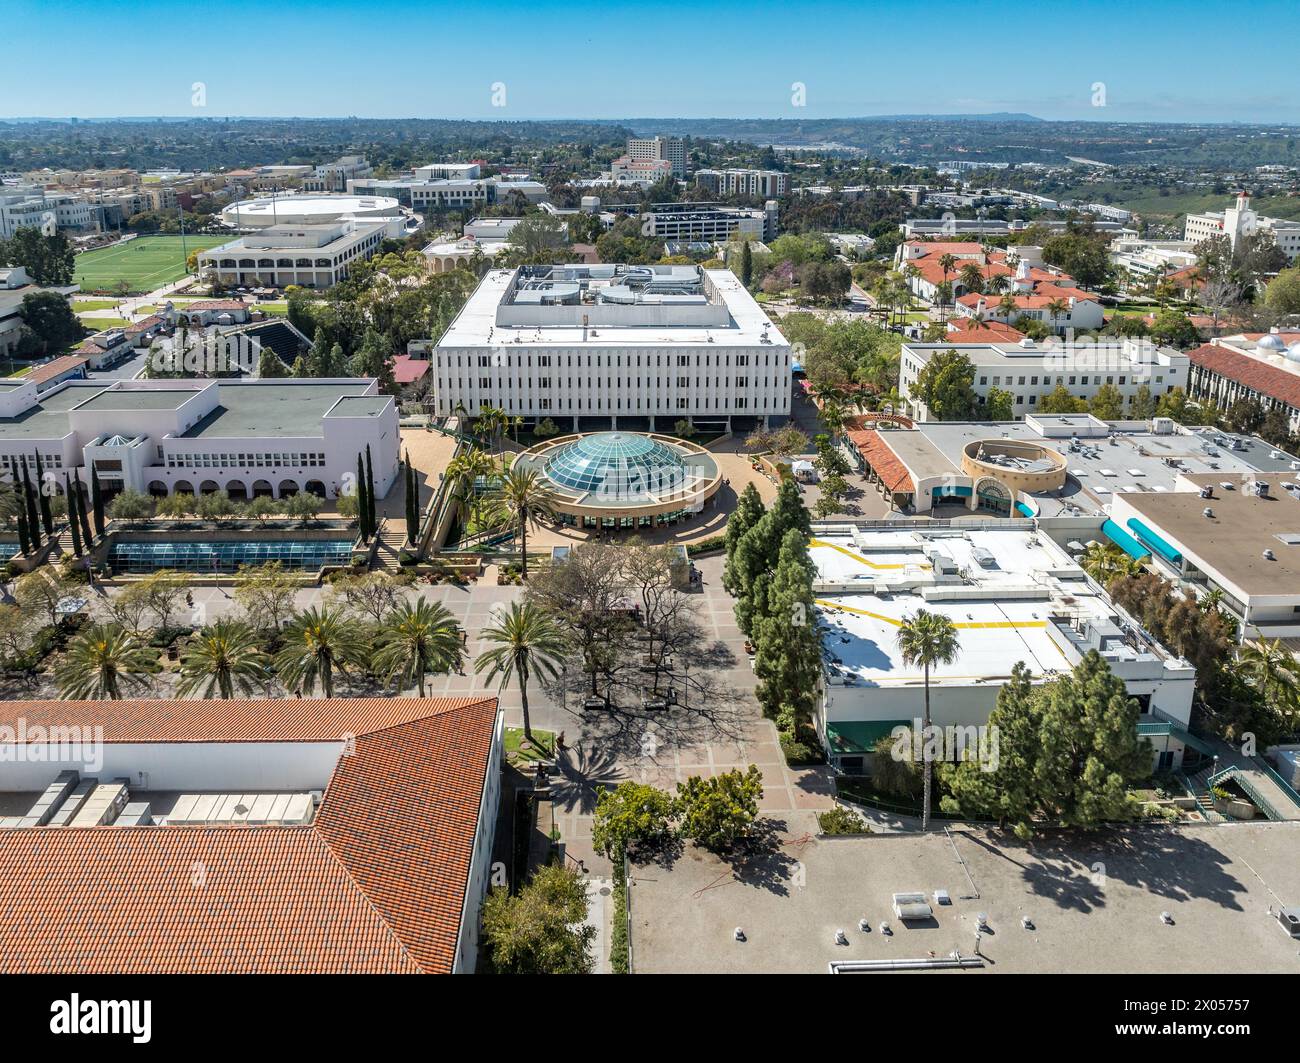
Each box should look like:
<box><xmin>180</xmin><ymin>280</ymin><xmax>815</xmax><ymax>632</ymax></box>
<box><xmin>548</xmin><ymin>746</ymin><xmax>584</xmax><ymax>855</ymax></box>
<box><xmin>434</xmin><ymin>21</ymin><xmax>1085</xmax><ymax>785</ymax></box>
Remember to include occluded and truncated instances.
<box><xmin>504</xmin><ymin>726</ymin><xmax>555</xmax><ymax>766</ymax></box>
<box><xmin>71</xmin><ymin>298</ymin><xmax>122</xmax><ymax>312</ymax></box>
<box><xmin>74</xmin><ymin>235</ymin><xmax>230</xmax><ymax>295</ymax></box>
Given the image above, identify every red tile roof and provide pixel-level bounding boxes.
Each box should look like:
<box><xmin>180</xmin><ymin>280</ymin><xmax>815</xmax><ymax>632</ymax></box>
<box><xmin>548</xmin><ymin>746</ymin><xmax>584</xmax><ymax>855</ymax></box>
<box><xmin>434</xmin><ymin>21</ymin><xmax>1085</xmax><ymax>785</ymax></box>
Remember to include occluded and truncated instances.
<box><xmin>25</xmin><ymin>355</ymin><xmax>88</xmax><ymax>386</ymax></box>
<box><xmin>391</xmin><ymin>354</ymin><xmax>431</xmax><ymax>384</ymax></box>
<box><xmin>846</xmin><ymin>428</ymin><xmax>914</xmax><ymax>493</ymax></box>
<box><xmin>182</xmin><ymin>300</ymin><xmax>247</xmax><ymax>313</ymax></box>
<box><xmin>948</xmin><ymin>318</ymin><xmax>1026</xmax><ymax>342</ymax></box>
<box><xmin>1188</xmin><ymin>342</ymin><xmax>1300</xmax><ymax>410</ymax></box>
<box><xmin>0</xmin><ymin>696</ymin><xmax>499</xmax><ymax>974</ymax></box>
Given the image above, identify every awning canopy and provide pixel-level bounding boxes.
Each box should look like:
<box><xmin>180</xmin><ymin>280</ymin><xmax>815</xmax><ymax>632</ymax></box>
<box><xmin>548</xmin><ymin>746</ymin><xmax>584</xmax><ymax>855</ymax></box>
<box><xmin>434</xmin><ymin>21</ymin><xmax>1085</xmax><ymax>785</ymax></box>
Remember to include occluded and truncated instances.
<box><xmin>1101</xmin><ymin>518</ymin><xmax>1151</xmax><ymax>561</ymax></box>
<box><xmin>825</xmin><ymin>719</ymin><xmax>912</xmax><ymax>755</ymax></box>
<box><xmin>1126</xmin><ymin>517</ymin><xmax>1182</xmax><ymax>565</ymax></box>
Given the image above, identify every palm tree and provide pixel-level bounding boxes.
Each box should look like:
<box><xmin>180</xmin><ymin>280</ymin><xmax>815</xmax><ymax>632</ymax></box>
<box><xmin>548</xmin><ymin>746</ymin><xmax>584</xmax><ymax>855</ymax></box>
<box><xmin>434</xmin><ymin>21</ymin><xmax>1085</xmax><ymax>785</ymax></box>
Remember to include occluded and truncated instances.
<box><xmin>896</xmin><ymin>609</ymin><xmax>960</xmax><ymax>830</ymax></box>
<box><xmin>498</xmin><ymin>467</ymin><xmax>556</xmax><ymax>580</ymax></box>
<box><xmin>997</xmin><ymin>292</ymin><xmax>1019</xmax><ymax>321</ymax></box>
<box><xmin>959</xmin><ymin>262</ymin><xmax>985</xmax><ymax>296</ymax></box>
<box><xmin>176</xmin><ymin>618</ymin><xmax>272</xmax><ymax>699</ymax></box>
<box><xmin>59</xmin><ymin>622</ymin><xmax>157</xmax><ymax>700</ymax></box>
<box><xmin>1044</xmin><ymin>297</ymin><xmax>1070</xmax><ymax>333</ymax></box>
<box><xmin>475</xmin><ymin>601</ymin><xmax>566</xmax><ymax>742</ymax></box>
<box><xmin>1079</xmin><ymin>542</ymin><xmax>1143</xmax><ymax>587</ymax></box>
<box><xmin>374</xmin><ymin>598</ymin><xmax>463</xmax><ymax>697</ymax></box>
<box><xmin>1238</xmin><ymin>638</ymin><xmax>1300</xmax><ymax>712</ymax></box>
<box><xmin>273</xmin><ymin>604</ymin><xmax>365</xmax><ymax>698</ymax></box>
<box><xmin>446</xmin><ymin>447</ymin><xmax>496</xmax><ymax>531</ymax></box>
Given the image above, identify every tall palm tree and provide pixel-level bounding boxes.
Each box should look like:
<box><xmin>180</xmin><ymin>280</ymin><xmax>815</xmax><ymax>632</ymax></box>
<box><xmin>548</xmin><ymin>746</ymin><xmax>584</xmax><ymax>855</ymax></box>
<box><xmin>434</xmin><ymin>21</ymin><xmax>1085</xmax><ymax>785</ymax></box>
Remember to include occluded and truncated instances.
<box><xmin>59</xmin><ymin>622</ymin><xmax>158</xmax><ymax>700</ymax></box>
<box><xmin>374</xmin><ymin>598</ymin><xmax>463</xmax><ymax>697</ymax></box>
<box><xmin>176</xmin><ymin>618</ymin><xmax>272</xmax><ymax>699</ymax></box>
<box><xmin>273</xmin><ymin>604</ymin><xmax>365</xmax><ymax>698</ymax></box>
<box><xmin>498</xmin><ymin>467</ymin><xmax>556</xmax><ymax>580</ymax></box>
<box><xmin>997</xmin><ymin>292</ymin><xmax>1019</xmax><ymax>321</ymax></box>
<box><xmin>896</xmin><ymin>609</ymin><xmax>960</xmax><ymax>830</ymax></box>
<box><xmin>1044</xmin><ymin>297</ymin><xmax>1070</xmax><ymax>332</ymax></box>
<box><xmin>475</xmin><ymin>601</ymin><xmax>566</xmax><ymax>742</ymax></box>
<box><xmin>959</xmin><ymin>262</ymin><xmax>985</xmax><ymax>296</ymax></box>
<box><xmin>1237</xmin><ymin>638</ymin><xmax>1300</xmax><ymax>712</ymax></box>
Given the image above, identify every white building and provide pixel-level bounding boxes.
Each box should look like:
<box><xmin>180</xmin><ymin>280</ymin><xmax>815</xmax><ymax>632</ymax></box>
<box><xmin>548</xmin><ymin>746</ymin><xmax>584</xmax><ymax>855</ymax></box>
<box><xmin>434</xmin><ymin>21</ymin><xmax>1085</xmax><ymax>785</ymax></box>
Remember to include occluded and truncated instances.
<box><xmin>1109</xmin><ymin>471</ymin><xmax>1300</xmax><ymax>640</ymax></box>
<box><xmin>812</xmin><ymin>523</ymin><xmax>1197</xmax><ymax>774</ymax></box>
<box><xmin>695</xmin><ymin>168</ymin><xmax>789</xmax><ymax>198</ymax></box>
<box><xmin>1184</xmin><ymin>192</ymin><xmax>1300</xmax><ymax>263</ymax></box>
<box><xmin>0</xmin><ymin>185</ymin><xmax>97</xmax><ymax>238</ymax></box>
<box><xmin>1109</xmin><ymin>237</ymin><xmax>1200</xmax><ymax>286</ymax></box>
<box><xmin>604</xmin><ymin>202</ymin><xmax>778</xmax><ymax>243</ymax></box>
<box><xmin>900</xmin><ymin>338</ymin><xmax>1190</xmax><ymax>421</ymax></box>
<box><xmin>430</xmin><ymin>264</ymin><xmax>791</xmax><ymax>430</ymax></box>
<box><xmin>0</xmin><ymin>266</ymin><xmax>78</xmax><ymax>359</ymax></box>
<box><xmin>198</xmin><ymin>219</ymin><xmax>391</xmax><ymax>289</ymax></box>
<box><xmin>608</xmin><ymin>156</ymin><xmax>674</xmax><ymax>187</ymax></box>
<box><xmin>302</xmin><ymin>154</ymin><xmax>372</xmax><ymax>193</ymax></box>
<box><xmin>0</xmin><ymin>376</ymin><xmax>399</xmax><ymax>500</ymax></box>
<box><xmin>626</xmin><ymin>136</ymin><xmax>686</xmax><ymax>179</ymax></box>
<box><xmin>219</xmin><ymin>193</ymin><xmax>403</xmax><ymax>230</ymax></box>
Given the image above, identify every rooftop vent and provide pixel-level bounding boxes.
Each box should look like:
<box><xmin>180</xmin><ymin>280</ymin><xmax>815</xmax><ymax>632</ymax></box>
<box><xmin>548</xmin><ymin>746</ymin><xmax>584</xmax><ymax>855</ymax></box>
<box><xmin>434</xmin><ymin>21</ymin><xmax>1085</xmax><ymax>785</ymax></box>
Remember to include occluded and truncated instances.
<box><xmin>1264</xmin><ymin>549</ymin><xmax>1277</xmax><ymax>561</ymax></box>
<box><xmin>1203</xmin><ymin>507</ymin><xmax>1215</xmax><ymax>519</ymax></box>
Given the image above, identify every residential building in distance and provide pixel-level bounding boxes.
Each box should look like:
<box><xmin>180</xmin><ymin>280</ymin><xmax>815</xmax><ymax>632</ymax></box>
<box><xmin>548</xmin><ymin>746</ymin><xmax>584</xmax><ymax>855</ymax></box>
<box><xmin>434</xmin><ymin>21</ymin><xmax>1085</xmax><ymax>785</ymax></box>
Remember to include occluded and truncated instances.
<box><xmin>1109</xmin><ymin>236</ymin><xmax>1201</xmax><ymax>288</ymax></box>
<box><xmin>694</xmin><ymin>168</ymin><xmax>789</xmax><ymax>198</ymax></box>
<box><xmin>349</xmin><ymin>165</ymin><xmax>545</xmax><ymax>212</ymax></box>
<box><xmin>0</xmin><ymin>377</ymin><xmax>400</xmax><ymax>501</ymax></box>
<box><xmin>901</xmin><ymin>217</ymin><xmax>1130</xmax><ymax>239</ymax></box>
<box><xmin>0</xmin><ymin>696</ymin><xmax>502</xmax><ymax>973</ymax></box>
<box><xmin>1184</xmin><ymin>192</ymin><xmax>1300</xmax><ymax>263</ymax></box>
<box><xmin>626</xmin><ymin>136</ymin><xmax>686</xmax><ymax>179</ymax></box>
<box><xmin>896</xmin><ymin>240</ymin><xmax>1104</xmax><ymax>332</ymax></box>
<box><xmin>811</xmin><ymin>523</ymin><xmax>1196</xmax><ymax>774</ymax></box>
<box><xmin>1187</xmin><ymin>331</ymin><xmax>1300</xmax><ymax>433</ymax></box>
<box><xmin>198</xmin><ymin>219</ymin><xmax>392</xmax><ymax>289</ymax></box>
<box><xmin>609</xmin><ymin>156</ymin><xmax>674</xmax><ymax>186</ymax></box>
<box><xmin>302</xmin><ymin>154</ymin><xmax>373</xmax><ymax>193</ymax></box>
<box><xmin>0</xmin><ymin>185</ymin><xmax>97</xmax><ymax>237</ymax></box>
<box><xmin>899</xmin><ymin>337</ymin><xmax>1189</xmax><ymax>422</ymax></box>
<box><xmin>430</xmin><ymin>264</ymin><xmax>791</xmax><ymax>430</ymax></box>
<box><xmin>603</xmin><ymin>201</ymin><xmax>778</xmax><ymax>242</ymax></box>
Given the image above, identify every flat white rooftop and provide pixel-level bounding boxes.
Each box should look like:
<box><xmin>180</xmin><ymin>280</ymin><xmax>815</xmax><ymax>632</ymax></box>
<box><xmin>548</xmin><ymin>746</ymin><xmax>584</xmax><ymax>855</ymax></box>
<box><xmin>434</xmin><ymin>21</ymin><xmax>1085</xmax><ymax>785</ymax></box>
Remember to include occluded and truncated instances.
<box><xmin>811</xmin><ymin>527</ymin><xmax>1122</xmax><ymax>687</ymax></box>
<box><xmin>436</xmin><ymin>267</ymin><xmax>786</xmax><ymax>349</ymax></box>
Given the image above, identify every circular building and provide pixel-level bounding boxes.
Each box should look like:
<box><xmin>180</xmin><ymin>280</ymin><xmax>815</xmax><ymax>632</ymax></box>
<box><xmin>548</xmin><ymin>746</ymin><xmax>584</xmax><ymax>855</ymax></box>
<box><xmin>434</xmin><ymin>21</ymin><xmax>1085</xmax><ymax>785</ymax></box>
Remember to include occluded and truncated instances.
<box><xmin>220</xmin><ymin>193</ymin><xmax>402</xmax><ymax>229</ymax></box>
<box><xmin>960</xmin><ymin>438</ymin><xmax>1067</xmax><ymax>514</ymax></box>
<box><xmin>513</xmin><ymin>432</ymin><xmax>722</xmax><ymax>530</ymax></box>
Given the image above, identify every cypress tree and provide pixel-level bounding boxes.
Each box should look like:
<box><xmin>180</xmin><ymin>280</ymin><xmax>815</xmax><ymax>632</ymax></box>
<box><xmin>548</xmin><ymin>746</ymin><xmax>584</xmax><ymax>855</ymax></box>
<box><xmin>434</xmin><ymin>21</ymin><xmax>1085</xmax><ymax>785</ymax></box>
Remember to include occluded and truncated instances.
<box><xmin>405</xmin><ymin>459</ymin><xmax>419</xmax><ymax>544</ymax></box>
<box><xmin>364</xmin><ymin>445</ymin><xmax>376</xmax><ymax>537</ymax></box>
<box><xmin>356</xmin><ymin>452</ymin><xmax>370</xmax><ymax>539</ymax></box>
<box><xmin>65</xmin><ymin>475</ymin><xmax>83</xmax><ymax>556</ymax></box>
<box><xmin>16</xmin><ymin>508</ymin><xmax>30</xmax><ymax>556</ymax></box>
<box><xmin>21</xmin><ymin>464</ymin><xmax>39</xmax><ymax>548</ymax></box>
<box><xmin>34</xmin><ymin>453</ymin><xmax>52</xmax><ymax>536</ymax></box>
<box><xmin>90</xmin><ymin>467</ymin><xmax>105</xmax><ymax>537</ymax></box>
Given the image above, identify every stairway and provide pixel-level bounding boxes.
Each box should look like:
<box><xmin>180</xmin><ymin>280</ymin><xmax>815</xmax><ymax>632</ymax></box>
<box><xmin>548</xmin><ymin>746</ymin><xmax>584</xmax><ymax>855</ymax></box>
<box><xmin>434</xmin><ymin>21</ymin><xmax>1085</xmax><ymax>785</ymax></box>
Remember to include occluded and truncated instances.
<box><xmin>373</xmin><ymin>520</ymin><xmax>410</xmax><ymax>569</ymax></box>
<box><xmin>1181</xmin><ymin>762</ymin><xmax>1224</xmax><ymax>823</ymax></box>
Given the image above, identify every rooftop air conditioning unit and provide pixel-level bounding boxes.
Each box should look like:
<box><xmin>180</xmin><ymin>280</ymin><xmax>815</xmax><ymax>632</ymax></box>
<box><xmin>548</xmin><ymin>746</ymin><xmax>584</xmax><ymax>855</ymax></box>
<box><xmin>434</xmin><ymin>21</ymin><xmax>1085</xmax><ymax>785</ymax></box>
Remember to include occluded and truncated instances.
<box><xmin>1264</xmin><ymin>549</ymin><xmax>1276</xmax><ymax>561</ymax></box>
<box><xmin>1203</xmin><ymin>507</ymin><xmax>1214</xmax><ymax>518</ymax></box>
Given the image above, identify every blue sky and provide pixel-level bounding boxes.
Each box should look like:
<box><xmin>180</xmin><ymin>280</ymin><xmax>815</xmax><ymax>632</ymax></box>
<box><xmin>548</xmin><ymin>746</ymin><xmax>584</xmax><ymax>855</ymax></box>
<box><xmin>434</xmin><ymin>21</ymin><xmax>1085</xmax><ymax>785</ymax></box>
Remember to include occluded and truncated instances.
<box><xmin>6</xmin><ymin>0</ymin><xmax>1300</xmax><ymax>123</ymax></box>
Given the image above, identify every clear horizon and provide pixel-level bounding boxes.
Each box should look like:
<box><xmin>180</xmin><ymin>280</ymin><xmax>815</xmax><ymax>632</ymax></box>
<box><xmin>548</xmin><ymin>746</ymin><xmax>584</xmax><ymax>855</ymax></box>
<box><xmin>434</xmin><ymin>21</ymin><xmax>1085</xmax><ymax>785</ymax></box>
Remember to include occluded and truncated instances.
<box><xmin>6</xmin><ymin>0</ymin><xmax>1300</xmax><ymax>124</ymax></box>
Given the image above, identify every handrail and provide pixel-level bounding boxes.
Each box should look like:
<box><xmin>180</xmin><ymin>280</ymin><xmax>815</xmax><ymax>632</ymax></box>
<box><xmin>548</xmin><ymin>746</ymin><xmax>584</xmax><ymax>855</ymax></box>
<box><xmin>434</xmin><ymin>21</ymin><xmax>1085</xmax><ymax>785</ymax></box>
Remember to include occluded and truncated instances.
<box><xmin>1251</xmin><ymin>756</ymin><xmax>1300</xmax><ymax>812</ymax></box>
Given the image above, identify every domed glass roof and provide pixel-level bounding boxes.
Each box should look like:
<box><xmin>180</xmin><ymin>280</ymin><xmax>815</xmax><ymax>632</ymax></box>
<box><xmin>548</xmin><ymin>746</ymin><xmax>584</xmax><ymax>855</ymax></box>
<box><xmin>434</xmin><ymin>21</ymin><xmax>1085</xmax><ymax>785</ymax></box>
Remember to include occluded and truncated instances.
<box><xmin>543</xmin><ymin>432</ymin><xmax>691</xmax><ymax>499</ymax></box>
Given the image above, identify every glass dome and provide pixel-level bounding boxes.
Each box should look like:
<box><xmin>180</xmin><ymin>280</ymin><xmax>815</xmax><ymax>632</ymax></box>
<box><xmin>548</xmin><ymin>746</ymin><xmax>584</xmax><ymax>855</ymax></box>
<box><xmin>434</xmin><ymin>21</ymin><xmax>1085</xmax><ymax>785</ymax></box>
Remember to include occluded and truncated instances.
<box><xmin>543</xmin><ymin>432</ymin><xmax>692</xmax><ymax>500</ymax></box>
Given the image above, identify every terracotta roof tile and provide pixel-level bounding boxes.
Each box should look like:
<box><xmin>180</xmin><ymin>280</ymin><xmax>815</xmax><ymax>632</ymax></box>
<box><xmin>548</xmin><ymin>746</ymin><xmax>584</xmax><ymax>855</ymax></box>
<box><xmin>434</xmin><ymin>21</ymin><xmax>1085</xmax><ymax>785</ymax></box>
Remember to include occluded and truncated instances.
<box><xmin>0</xmin><ymin>697</ymin><xmax>499</xmax><ymax>974</ymax></box>
<box><xmin>25</xmin><ymin>355</ymin><xmax>88</xmax><ymax>386</ymax></box>
<box><xmin>846</xmin><ymin>428</ymin><xmax>914</xmax><ymax>493</ymax></box>
<box><xmin>1188</xmin><ymin>342</ymin><xmax>1300</xmax><ymax>410</ymax></box>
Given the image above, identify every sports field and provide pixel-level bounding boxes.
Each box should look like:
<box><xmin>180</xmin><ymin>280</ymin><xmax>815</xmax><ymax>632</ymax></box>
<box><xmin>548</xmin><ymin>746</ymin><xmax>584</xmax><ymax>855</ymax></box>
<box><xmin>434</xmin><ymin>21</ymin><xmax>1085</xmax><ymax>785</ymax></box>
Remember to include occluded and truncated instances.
<box><xmin>74</xmin><ymin>235</ymin><xmax>230</xmax><ymax>294</ymax></box>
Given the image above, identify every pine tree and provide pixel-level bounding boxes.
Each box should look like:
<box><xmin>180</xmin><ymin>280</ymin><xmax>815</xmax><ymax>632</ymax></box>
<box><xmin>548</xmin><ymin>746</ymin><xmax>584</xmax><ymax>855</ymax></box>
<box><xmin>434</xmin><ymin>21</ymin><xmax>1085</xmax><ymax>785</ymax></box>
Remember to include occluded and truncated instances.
<box><xmin>723</xmin><ymin>482</ymin><xmax>764</xmax><ymax>594</ymax></box>
<box><xmin>404</xmin><ymin>456</ymin><xmax>419</xmax><ymax>544</ymax></box>
<box><xmin>90</xmin><ymin>468</ymin><xmax>105</xmax><ymax>537</ymax></box>
<box><xmin>65</xmin><ymin>475</ymin><xmax>83</xmax><ymax>556</ymax></box>
<box><xmin>752</xmin><ymin>529</ymin><xmax>823</xmax><ymax>732</ymax></box>
<box><xmin>33</xmin><ymin>453</ymin><xmax>52</xmax><ymax>536</ymax></box>
<box><xmin>740</xmin><ymin>240</ymin><xmax>753</xmax><ymax>288</ymax></box>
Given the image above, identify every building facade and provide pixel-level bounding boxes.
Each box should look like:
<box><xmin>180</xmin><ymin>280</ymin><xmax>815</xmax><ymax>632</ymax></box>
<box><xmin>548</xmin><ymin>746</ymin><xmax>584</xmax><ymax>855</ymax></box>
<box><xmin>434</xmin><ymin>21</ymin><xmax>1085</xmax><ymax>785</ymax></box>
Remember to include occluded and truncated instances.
<box><xmin>694</xmin><ymin>168</ymin><xmax>789</xmax><ymax>198</ymax></box>
<box><xmin>1184</xmin><ymin>192</ymin><xmax>1300</xmax><ymax>263</ymax></box>
<box><xmin>626</xmin><ymin>136</ymin><xmax>686</xmax><ymax>179</ymax></box>
<box><xmin>0</xmin><ymin>377</ymin><xmax>399</xmax><ymax>501</ymax></box>
<box><xmin>900</xmin><ymin>338</ymin><xmax>1190</xmax><ymax>421</ymax></box>
<box><xmin>198</xmin><ymin>219</ymin><xmax>389</xmax><ymax>289</ymax></box>
<box><xmin>430</xmin><ymin>265</ymin><xmax>791</xmax><ymax>430</ymax></box>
